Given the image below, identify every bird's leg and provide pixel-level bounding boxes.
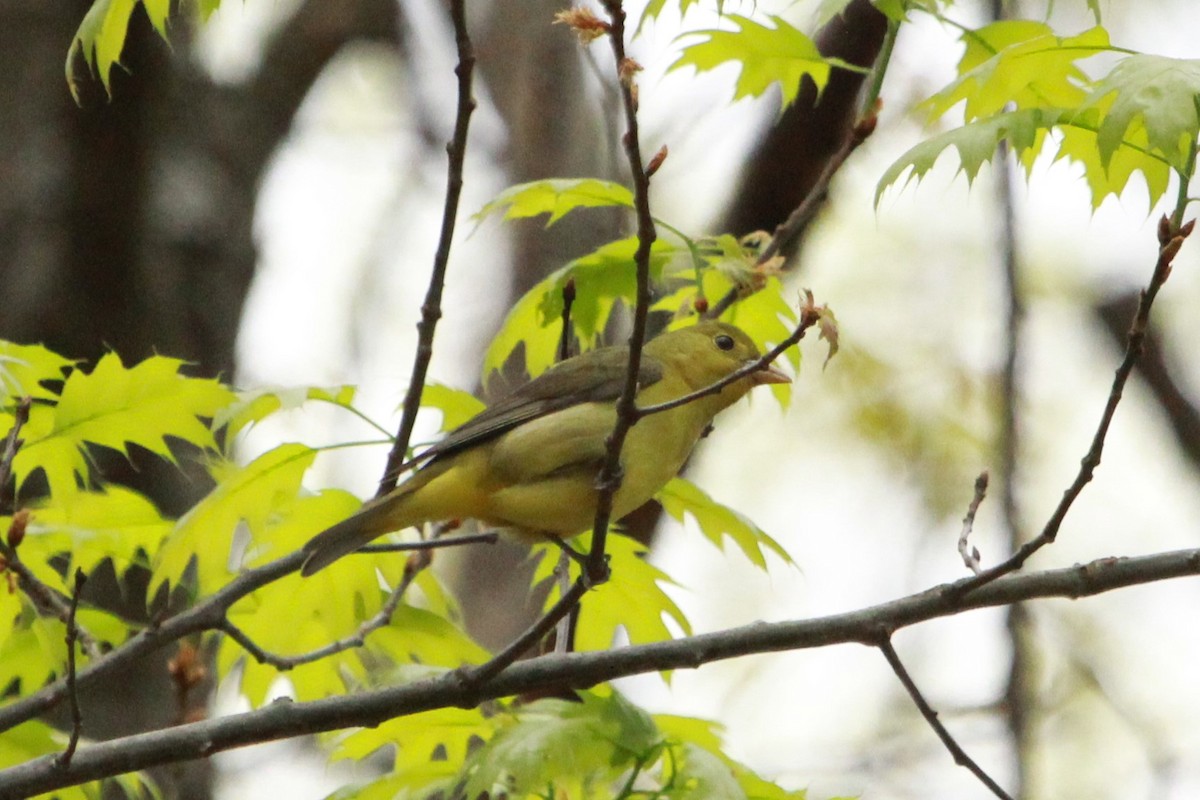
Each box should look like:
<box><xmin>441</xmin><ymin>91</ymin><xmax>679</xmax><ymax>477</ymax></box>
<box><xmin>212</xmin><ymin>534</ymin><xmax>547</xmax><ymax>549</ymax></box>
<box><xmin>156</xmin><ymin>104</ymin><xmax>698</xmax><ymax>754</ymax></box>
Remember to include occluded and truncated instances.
<box><xmin>553</xmin><ymin>550</ymin><xmax>573</xmax><ymax>654</ymax></box>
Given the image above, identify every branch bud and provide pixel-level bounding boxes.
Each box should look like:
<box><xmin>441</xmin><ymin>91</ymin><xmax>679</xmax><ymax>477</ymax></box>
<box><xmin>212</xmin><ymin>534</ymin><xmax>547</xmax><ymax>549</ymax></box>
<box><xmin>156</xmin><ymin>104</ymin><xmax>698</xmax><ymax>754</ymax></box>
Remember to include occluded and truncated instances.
<box><xmin>553</xmin><ymin>9</ymin><xmax>610</xmax><ymax>44</ymax></box>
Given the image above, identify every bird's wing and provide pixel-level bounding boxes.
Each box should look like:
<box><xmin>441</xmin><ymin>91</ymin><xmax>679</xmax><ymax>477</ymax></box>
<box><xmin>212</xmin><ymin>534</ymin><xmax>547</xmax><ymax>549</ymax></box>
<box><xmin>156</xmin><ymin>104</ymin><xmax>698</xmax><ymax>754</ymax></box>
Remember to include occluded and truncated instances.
<box><xmin>413</xmin><ymin>346</ymin><xmax>663</xmax><ymax>468</ymax></box>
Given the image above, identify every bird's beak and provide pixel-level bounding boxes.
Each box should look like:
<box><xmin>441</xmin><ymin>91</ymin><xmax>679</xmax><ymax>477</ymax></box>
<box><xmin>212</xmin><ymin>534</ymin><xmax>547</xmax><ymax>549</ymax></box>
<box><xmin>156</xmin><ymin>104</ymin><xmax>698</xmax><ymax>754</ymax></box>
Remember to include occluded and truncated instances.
<box><xmin>749</xmin><ymin>362</ymin><xmax>791</xmax><ymax>386</ymax></box>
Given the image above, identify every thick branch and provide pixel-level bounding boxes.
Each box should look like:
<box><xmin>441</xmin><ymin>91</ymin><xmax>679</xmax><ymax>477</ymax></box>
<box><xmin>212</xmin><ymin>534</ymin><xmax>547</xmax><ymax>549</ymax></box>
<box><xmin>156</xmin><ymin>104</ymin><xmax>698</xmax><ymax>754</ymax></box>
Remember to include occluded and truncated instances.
<box><xmin>4</xmin><ymin>547</ymin><xmax>1199</xmax><ymax>796</ymax></box>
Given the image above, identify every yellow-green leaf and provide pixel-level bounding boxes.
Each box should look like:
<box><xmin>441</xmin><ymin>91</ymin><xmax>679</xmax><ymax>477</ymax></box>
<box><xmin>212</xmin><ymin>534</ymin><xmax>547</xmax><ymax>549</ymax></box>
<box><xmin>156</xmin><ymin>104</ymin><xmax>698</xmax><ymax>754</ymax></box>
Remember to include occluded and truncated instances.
<box><xmin>0</xmin><ymin>342</ymin><xmax>72</xmax><ymax>402</ymax></box>
<box><xmin>12</xmin><ymin>353</ymin><xmax>234</xmax><ymax>500</ymax></box>
<box><xmin>212</xmin><ymin>384</ymin><xmax>358</xmax><ymax>439</ymax></box>
<box><xmin>474</xmin><ymin>178</ymin><xmax>634</xmax><ymax>227</ymax></box>
<box><xmin>419</xmin><ymin>383</ymin><xmax>485</xmax><ymax>434</ymax></box>
<box><xmin>25</xmin><ymin>486</ymin><xmax>171</xmax><ymax>579</ymax></box>
<box><xmin>672</xmin><ymin>15</ymin><xmax>833</xmax><ymax>109</ymax></box>
<box><xmin>537</xmin><ymin>532</ymin><xmax>691</xmax><ymax>651</ymax></box>
<box><xmin>482</xmin><ymin>236</ymin><xmax>676</xmax><ymax>387</ymax></box>
<box><xmin>150</xmin><ymin>443</ymin><xmax>354</xmax><ymax>599</ymax></box>
<box><xmin>333</xmin><ymin>706</ymin><xmax>494</xmax><ymax>772</ymax></box>
<box><xmin>658</xmin><ymin>478</ymin><xmax>792</xmax><ymax>569</ymax></box>
<box><xmin>926</xmin><ymin>23</ymin><xmax>1110</xmax><ymax>122</ymax></box>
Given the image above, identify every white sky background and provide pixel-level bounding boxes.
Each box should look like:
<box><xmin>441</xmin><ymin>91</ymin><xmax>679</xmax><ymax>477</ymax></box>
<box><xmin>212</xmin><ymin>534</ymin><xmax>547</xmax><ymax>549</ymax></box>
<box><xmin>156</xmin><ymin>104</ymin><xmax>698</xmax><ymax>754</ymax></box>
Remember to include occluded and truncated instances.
<box><xmin>196</xmin><ymin>0</ymin><xmax>1200</xmax><ymax>798</ymax></box>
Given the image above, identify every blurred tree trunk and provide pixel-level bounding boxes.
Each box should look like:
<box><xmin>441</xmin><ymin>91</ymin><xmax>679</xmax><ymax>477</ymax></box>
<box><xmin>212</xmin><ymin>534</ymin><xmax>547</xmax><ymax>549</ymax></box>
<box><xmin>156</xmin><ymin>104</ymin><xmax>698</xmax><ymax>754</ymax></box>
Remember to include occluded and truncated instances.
<box><xmin>0</xmin><ymin>2</ymin><xmax>400</xmax><ymax>797</ymax></box>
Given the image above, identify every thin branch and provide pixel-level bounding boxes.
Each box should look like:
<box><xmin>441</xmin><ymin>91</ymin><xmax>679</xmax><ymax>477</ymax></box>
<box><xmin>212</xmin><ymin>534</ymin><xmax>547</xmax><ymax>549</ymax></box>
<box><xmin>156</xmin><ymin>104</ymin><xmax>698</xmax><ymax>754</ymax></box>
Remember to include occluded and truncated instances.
<box><xmin>876</xmin><ymin>635</ymin><xmax>1014</xmax><ymax>800</ymax></box>
<box><xmin>953</xmin><ymin>216</ymin><xmax>1194</xmax><ymax>596</ymax></box>
<box><xmin>586</xmin><ymin>0</ymin><xmax>657</xmax><ymax>586</ymax></box>
<box><xmin>54</xmin><ymin>569</ymin><xmax>87</xmax><ymax>770</ymax></box>
<box><xmin>376</xmin><ymin>0</ymin><xmax>476</xmax><ymax>498</ymax></box>
<box><xmin>704</xmin><ymin>86</ymin><xmax>880</xmax><ymax>321</ymax></box>
<box><xmin>0</xmin><ymin>396</ymin><xmax>31</xmax><ymax>511</ymax></box>
<box><xmin>463</xmin><ymin>577</ymin><xmax>589</xmax><ymax>685</ymax></box>
<box><xmin>221</xmin><ymin>555</ymin><xmax>423</xmax><ymax>671</ymax></box>
<box><xmin>558</xmin><ymin>278</ymin><xmax>577</xmax><ymax>362</ymax></box>
<box><xmin>958</xmin><ymin>472</ymin><xmax>989</xmax><ymax>575</ymax></box>
<box><xmin>5</xmin><ymin>547</ymin><xmax>1200</xmax><ymax>796</ymax></box>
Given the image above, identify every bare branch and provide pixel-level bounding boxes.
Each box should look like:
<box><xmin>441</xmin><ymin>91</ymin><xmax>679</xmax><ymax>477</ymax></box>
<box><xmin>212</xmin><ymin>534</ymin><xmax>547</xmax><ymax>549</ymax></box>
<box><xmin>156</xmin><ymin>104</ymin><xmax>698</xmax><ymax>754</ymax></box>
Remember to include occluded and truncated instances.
<box><xmin>704</xmin><ymin>94</ymin><xmax>879</xmax><ymax>320</ymax></box>
<box><xmin>958</xmin><ymin>472</ymin><xmax>989</xmax><ymax>575</ymax></box>
<box><xmin>54</xmin><ymin>569</ymin><xmax>88</xmax><ymax>770</ymax></box>
<box><xmin>377</xmin><ymin>0</ymin><xmax>477</xmax><ymax>497</ymax></box>
<box><xmin>4</xmin><ymin>547</ymin><xmax>1199</xmax><ymax>796</ymax></box>
<box><xmin>877</xmin><ymin>635</ymin><xmax>1013</xmax><ymax>800</ymax></box>
<box><xmin>953</xmin><ymin>218</ymin><xmax>1193</xmax><ymax>595</ymax></box>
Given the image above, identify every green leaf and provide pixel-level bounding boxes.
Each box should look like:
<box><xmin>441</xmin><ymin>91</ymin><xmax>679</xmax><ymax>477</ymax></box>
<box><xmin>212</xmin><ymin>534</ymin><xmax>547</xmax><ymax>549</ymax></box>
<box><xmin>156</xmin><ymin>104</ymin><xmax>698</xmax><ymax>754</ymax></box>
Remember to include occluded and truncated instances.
<box><xmin>65</xmin><ymin>0</ymin><xmax>175</xmax><ymax>102</ymax></box>
<box><xmin>638</xmin><ymin>0</ymin><xmax>715</xmax><ymax>30</ymax></box>
<box><xmin>367</xmin><ymin>605</ymin><xmax>489</xmax><ymax>670</ymax></box>
<box><xmin>0</xmin><ymin>342</ymin><xmax>72</xmax><ymax>402</ymax></box>
<box><xmin>149</xmin><ymin>443</ymin><xmax>357</xmax><ymax>599</ymax></box>
<box><xmin>876</xmin><ymin>107</ymin><xmax>1062</xmax><ymax>204</ymax></box>
<box><xmin>26</xmin><ymin>486</ymin><xmax>171</xmax><ymax>579</ymax></box>
<box><xmin>925</xmin><ymin>23</ymin><xmax>1110</xmax><ymax>122</ymax></box>
<box><xmin>537</xmin><ymin>532</ymin><xmax>691</xmax><ymax>651</ymax></box>
<box><xmin>671</xmin><ymin>15</ymin><xmax>833</xmax><ymax>109</ymax></box>
<box><xmin>11</xmin><ymin>353</ymin><xmax>234</xmax><ymax>499</ymax></box>
<box><xmin>482</xmin><ymin>236</ymin><xmax>676</xmax><ymax>387</ymax></box>
<box><xmin>666</xmin><ymin>743</ymin><xmax>746</xmax><ymax>800</ymax></box>
<box><xmin>212</xmin><ymin>384</ymin><xmax>358</xmax><ymax>439</ymax></box>
<box><xmin>474</xmin><ymin>178</ymin><xmax>634</xmax><ymax>227</ymax></box>
<box><xmin>1086</xmin><ymin>54</ymin><xmax>1200</xmax><ymax>171</ymax></box>
<box><xmin>333</xmin><ymin>706</ymin><xmax>494</xmax><ymax>773</ymax></box>
<box><xmin>418</xmin><ymin>383</ymin><xmax>485</xmax><ymax>434</ymax></box>
<box><xmin>463</xmin><ymin>691</ymin><xmax>660</xmax><ymax>798</ymax></box>
<box><xmin>657</xmin><ymin>478</ymin><xmax>792</xmax><ymax>569</ymax></box>
<box><xmin>877</xmin><ymin>106</ymin><xmax>1173</xmax><ymax>209</ymax></box>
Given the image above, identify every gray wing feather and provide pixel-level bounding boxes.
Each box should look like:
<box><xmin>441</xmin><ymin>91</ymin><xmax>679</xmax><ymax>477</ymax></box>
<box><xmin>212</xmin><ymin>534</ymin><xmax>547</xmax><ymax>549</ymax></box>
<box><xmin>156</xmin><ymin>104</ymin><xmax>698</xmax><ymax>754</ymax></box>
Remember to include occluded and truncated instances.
<box><xmin>406</xmin><ymin>347</ymin><xmax>662</xmax><ymax>469</ymax></box>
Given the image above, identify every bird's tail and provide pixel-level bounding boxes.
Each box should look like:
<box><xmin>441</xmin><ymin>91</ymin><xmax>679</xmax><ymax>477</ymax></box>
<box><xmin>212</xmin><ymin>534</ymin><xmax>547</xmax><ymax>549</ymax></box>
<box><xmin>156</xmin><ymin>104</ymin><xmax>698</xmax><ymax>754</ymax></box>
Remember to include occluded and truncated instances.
<box><xmin>300</xmin><ymin>494</ymin><xmax>413</xmax><ymax>576</ymax></box>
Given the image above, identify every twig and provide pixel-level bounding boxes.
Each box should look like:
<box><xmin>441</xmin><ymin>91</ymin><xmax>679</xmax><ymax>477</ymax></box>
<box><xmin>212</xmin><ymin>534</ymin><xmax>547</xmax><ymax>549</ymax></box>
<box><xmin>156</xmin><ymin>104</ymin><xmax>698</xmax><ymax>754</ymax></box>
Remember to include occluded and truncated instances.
<box><xmin>958</xmin><ymin>472</ymin><xmax>988</xmax><ymax>575</ymax></box>
<box><xmin>55</xmin><ymin>569</ymin><xmax>87</xmax><ymax>770</ymax></box>
<box><xmin>0</xmin><ymin>397</ymin><xmax>31</xmax><ymax>512</ymax></box>
<box><xmin>222</xmin><ymin>554</ymin><xmax>424</xmax><ymax>670</ymax></box>
<box><xmin>6</xmin><ymin>547</ymin><xmax>1200</xmax><ymax>796</ymax></box>
<box><xmin>586</xmin><ymin>0</ymin><xmax>657</xmax><ymax>587</ymax></box>
<box><xmin>876</xmin><ymin>635</ymin><xmax>1014</xmax><ymax>800</ymax></box>
<box><xmin>463</xmin><ymin>576</ymin><xmax>589</xmax><ymax>685</ymax></box>
<box><xmin>558</xmin><ymin>278</ymin><xmax>576</xmax><ymax>363</ymax></box>
<box><xmin>704</xmin><ymin>93</ymin><xmax>880</xmax><ymax>321</ymax></box>
<box><xmin>952</xmin><ymin>216</ymin><xmax>1194</xmax><ymax>596</ymax></box>
<box><xmin>376</xmin><ymin>0</ymin><xmax>476</xmax><ymax>498</ymax></box>
<box><xmin>166</xmin><ymin>642</ymin><xmax>207</xmax><ymax>726</ymax></box>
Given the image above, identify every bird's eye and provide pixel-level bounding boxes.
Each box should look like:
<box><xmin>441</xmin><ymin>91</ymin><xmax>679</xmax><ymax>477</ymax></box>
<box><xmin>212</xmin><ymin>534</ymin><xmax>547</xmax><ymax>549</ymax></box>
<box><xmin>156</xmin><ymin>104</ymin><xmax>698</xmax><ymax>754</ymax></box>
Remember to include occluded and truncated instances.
<box><xmin>714</xmin><ymin>334</ymin><xmax>735</xmax><ymax>351</ymax></box>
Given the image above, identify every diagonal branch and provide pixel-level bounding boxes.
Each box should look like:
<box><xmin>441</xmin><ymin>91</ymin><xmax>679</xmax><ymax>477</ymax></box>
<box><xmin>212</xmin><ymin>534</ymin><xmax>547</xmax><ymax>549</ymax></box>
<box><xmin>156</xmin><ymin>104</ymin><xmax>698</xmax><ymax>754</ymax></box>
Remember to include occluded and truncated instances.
<box><xmin>877</xmin><ymin>635</ymin><xmax>1013</xmax><ymax>800</ymax></box>
<box><xmin>3</xmin><ymin>547</ymin><xmax>1199</xmax><ymax>796</ymax></box>
<box><xmin>953</xmin><ymin>216</ymin><xmax>1194</xmax><ymax>596</ymax></box>
<box><xmin>377</xmin><ymin>0</ymin><xmax>477</xmax><ymax>497</ymax></box>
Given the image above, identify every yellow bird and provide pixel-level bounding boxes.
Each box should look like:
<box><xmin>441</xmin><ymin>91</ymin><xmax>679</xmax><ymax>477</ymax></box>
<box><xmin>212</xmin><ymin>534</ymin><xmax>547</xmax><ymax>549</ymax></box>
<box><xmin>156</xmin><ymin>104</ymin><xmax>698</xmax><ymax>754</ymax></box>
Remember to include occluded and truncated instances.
<box><xmin>300</xmin><ymin>321</ymin><xmax>788</xmax><ymax>576</ymax></box>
